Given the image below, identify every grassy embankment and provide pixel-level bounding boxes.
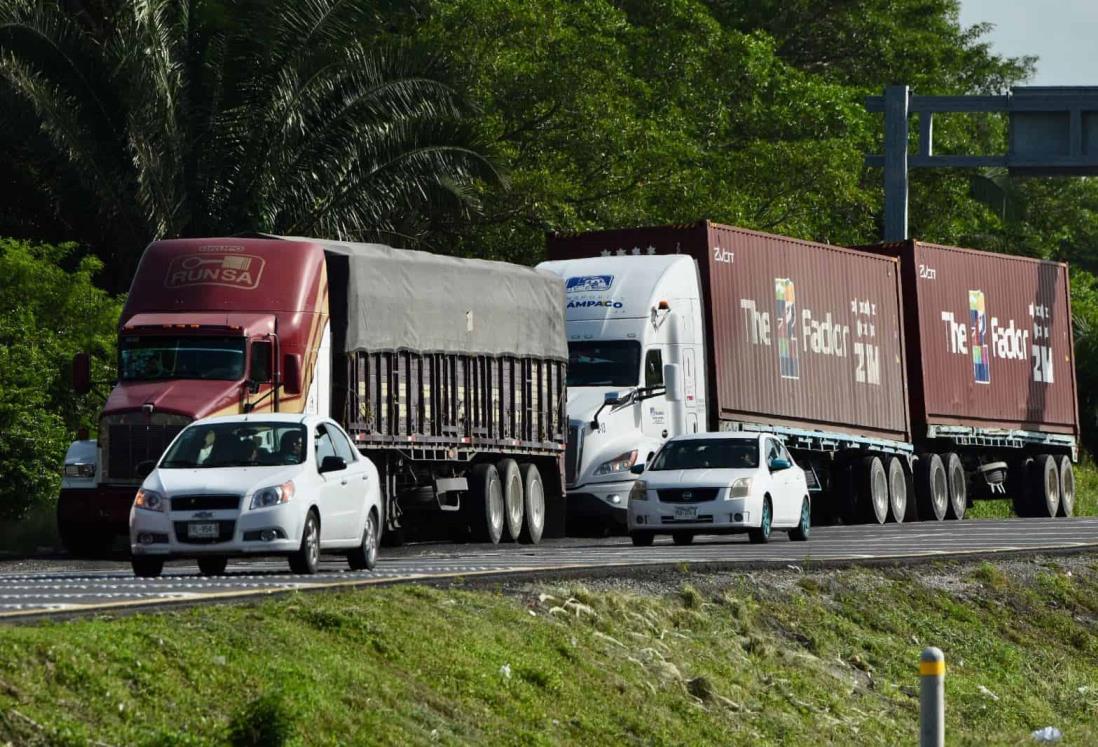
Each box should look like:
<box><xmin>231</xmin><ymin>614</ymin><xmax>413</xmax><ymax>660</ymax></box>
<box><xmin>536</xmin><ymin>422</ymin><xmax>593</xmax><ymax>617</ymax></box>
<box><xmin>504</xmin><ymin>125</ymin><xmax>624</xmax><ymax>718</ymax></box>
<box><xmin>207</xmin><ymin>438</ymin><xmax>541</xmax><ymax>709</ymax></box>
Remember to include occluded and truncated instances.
<box><xmin>0</xmin><ymin>558</ymin><xmax>1096</xmax><ymax>745</ymax></box>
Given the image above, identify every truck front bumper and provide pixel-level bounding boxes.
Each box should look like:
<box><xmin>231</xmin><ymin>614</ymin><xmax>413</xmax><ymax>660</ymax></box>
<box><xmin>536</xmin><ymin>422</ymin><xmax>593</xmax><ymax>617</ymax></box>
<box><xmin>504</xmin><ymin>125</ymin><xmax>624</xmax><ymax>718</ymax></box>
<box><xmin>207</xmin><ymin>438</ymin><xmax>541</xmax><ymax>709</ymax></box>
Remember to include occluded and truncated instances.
<box><xmin>58</xmin><ymin>486</ymin><xmax>137</xmax><ymax>537</ymax></box>
<box><xmin>566</xmin><ymin>480</ymin><xmax>632</xmax><ymax>530</ymax></box>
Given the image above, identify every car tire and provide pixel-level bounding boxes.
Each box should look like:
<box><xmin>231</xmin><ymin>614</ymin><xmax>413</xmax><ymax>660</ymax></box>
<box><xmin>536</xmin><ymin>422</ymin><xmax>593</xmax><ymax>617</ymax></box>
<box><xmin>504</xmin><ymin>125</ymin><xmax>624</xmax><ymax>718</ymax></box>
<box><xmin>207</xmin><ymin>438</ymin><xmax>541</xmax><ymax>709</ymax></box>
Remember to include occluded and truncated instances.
<box><xmin>788</xmin><ymin>497</ymin><xmax>811</xmax><ymax>541</ymax></box>
<box><xmin>856</xmin><ymin>457</ymin><xmax>889</xmax><ymax>525</ymax></box>
<box><xmin>348</xmin><ymin>508</ymin><xmax>380</xmax><ymax>571</ymax></box>
<box><xmin>748</xmin><ymin>497</ymin><xmax>773</xmax><ymax>544</ymax></box>
<box><xmin>672</xmin><ymin>531</ymin><xmax>694</xmax><ymax>546</ymax></box>
<box><xmin>497</xmin><ymin>459</ymin><xmax>524</xmax><ymax>543</ymax></box>
<box><xmin>1028</xmin><ymin>454</ymin><xmax>1060</xmax><ymax>518</ymax></box>
<box><xmin>886</xmin><ymin>456</ymin><xmax>907</xmax><ymax>524</ymax></box>
<box><xmin>630</xmin><ymin>532</ymin><xmax>654</xmax><ymax>547</ymax></box>
<box><xmin>944</xmin><ymin>452</ymin><xmax>967</xmax><ymax>520</ymax></box>
<box><xmin>518</xmin><ymin>463</ymin><xmax>545</xmax><ymax>545</ymax></box>
<box><xmin>1057</xmin><ymin>456</ymin><xmax>1075</xmax><ymax>518</ymax></box>
<box><xmin>289</xmin><ymin>510</ymin><xmax>321</xmax><ymax>574</ymax></box>
<box><xmin>914</xmin><ymin>453</ymin><xmax>948</xmax><ymax>521</ymax></box>
<box><xmin>132</xmin><ymin>556</ymin><xmax>164</xmax><ymax>578</ymax></box>
<box><xmin>197</xmin><ymin>557</ymin><xmax>228</xmax><ymax>576</ymax></box>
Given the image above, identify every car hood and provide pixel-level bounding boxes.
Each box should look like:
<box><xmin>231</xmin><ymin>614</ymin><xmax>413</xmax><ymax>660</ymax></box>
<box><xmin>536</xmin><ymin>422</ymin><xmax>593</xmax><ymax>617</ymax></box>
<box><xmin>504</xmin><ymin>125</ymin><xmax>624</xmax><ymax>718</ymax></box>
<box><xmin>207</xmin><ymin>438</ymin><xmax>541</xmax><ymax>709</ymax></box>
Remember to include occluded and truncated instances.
<box><xmin>641</xmin><ymin>468</ymin><xmax>757</xmax><ymax>487</ymax></box>
<box><xmin>146</xmin><ymin>464</ymin><xmax>302</xmax><ymax>497</ymax></box>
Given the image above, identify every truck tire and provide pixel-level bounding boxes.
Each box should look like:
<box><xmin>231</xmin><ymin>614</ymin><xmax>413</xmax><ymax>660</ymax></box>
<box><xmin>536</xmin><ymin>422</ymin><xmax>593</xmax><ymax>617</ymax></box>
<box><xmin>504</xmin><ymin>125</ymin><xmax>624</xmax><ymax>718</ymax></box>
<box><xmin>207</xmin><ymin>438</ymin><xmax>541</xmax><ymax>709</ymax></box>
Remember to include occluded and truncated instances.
<box><xmin>856</xmin><ymin>457</ymin><xmax>889</xmax><ymax>524</ymax></box>
<box><xmin>1028</xmin><ymin>454</ymin><xmax>1060</xmax><ymax>518</ymax></box>
<box><xmin>518</xmin><ymin>463</ymin><xmax>545</xmax><ymax>545</ymax></box>
<box><xmin>1009</xmin><ymin>459</ymin><xmax>1032</xmax><ymax>517</ymax></box>
<box><xmin>914</xmin><ymin>453</ymin><xmax>948</xmax><ymax>521</ymax></box>
<box><xmin>886</xmin><ymin>457</ymin><xmax>907</xmax><ymax>524</ymax></box>
<box><xmin>1057</xmin><ymin>456</ymin><xmax>1075</xmax><ymax>518</ymax></box>
<box><xmin>944</xmin><ymin>452</ymin><xmax>967</xmax><ymax>520</ymax></box>
<box><xmin>58</xmin><ymin>519</ymin><xmax>114</xmax><ymax>559</ymax></box>
<box><xmin>467</xmin><ymin>463</ymin><xmax>504</xmax><ymax>544</ymax></box>
<box><xmin>497</xmin><ymin>459</ymin><xmax>524</xmax><ymax>543</ymax></box>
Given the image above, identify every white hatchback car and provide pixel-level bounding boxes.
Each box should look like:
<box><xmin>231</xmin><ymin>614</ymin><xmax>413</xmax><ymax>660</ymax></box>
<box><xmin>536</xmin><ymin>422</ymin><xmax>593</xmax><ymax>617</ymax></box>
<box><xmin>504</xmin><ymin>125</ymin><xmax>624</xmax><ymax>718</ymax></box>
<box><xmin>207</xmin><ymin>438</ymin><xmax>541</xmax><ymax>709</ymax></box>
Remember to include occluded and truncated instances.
<box><xmin>130</xmin><ymin>413</ymin><xmax>381</xmax><ymax>577</ymax></box>
<box><xmin>627</xmin><ymin>432</ymin><xmax>811</xmax><ymax>546</ymax></box>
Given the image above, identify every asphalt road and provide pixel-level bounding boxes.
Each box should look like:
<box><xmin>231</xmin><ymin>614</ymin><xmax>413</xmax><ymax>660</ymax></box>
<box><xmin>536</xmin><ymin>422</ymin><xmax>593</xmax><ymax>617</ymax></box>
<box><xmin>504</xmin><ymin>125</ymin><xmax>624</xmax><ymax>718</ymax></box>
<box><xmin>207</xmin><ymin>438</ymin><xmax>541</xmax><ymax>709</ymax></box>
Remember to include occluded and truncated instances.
<box><xmin>0</xmin><ymin>517</ymin><xmax>1096</xmax><ymax>620</ymax></box>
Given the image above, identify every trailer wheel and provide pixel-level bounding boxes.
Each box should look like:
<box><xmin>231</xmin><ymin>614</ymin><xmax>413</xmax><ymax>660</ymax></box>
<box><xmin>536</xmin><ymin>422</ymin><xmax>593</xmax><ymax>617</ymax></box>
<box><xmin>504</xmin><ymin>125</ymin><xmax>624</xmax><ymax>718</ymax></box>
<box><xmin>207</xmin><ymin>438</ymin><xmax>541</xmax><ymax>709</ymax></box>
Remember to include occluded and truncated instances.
<box><xmin>856</xmin><ymin>457</ymin><xmax>889</xmax><ymax>524</ymax></box>
<box><xmin>1028</xmin><ymin>454</ymin><xmax>1060</xmax><ymax>518</ymax></box>
<box><xmin>1057</xmin><ymin>456</ymin><xmax>1075</xmax><ymax>518</ymax></box>
<box><xmin>914</xmin><ymin>454</ymin><xmax>948</xmax><ymax>521</ymax></box>
<box><xmin>467</xmin><ymin>463</ymin><xmax>504</xmax><ymax>544</ymax></box>
<box><xmin>1008</xmin><ymin>460</ymin><xmax>1032</xmax><ymax>517</ymax></box>
<box><xmin>497</xmin><ymin>459</ymin><xmax>524</xmax><ymax>542</ymax></box>
<box><xmin>944</xmin><ymin>452</ymin><xmax>967</xmax><ymax>520</ymax></box>
<box><xmin>518</xmin><ymin>463</ymin><xmax>545</xmax><ymax>545</ymax></box>
<box><xmin>886</xmin><ymin>457</ymin><xmax>907</xmax><ymax>524</ymax></box>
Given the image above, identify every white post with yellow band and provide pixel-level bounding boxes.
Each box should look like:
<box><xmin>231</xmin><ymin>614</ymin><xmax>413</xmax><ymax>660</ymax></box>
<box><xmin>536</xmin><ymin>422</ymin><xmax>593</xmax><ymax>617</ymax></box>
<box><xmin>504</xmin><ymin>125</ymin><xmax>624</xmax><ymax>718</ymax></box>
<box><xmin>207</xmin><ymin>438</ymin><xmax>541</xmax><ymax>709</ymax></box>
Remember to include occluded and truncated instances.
<box><xmin>920</xmin><ymin>646</ymin><xmax>945</xmax><ymax>747</ymax></box>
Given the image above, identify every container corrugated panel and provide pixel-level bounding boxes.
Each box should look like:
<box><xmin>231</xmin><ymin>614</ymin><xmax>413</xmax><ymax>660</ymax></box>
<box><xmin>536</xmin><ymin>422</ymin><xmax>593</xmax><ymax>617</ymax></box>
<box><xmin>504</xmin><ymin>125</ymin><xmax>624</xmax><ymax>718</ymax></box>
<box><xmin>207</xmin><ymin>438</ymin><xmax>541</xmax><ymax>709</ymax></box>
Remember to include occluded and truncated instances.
<box><xmin>547</xmin><ymin>221</ymin><xmax>911</xmax><ymax>441</ymax></box>
<box><xmin>869</xmin><ymin>240</ymin><xmax>1079</xmax><ymax>438</ymax></box>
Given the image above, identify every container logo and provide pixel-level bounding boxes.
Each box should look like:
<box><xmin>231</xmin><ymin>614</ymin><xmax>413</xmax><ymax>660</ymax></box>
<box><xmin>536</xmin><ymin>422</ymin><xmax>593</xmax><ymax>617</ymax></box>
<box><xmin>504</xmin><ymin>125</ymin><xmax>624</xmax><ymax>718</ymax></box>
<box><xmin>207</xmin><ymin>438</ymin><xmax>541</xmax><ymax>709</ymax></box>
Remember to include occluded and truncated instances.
<box><xmin>165</xmin><ymin>254</ymin><xmax>265</xmax><ymax>290</ymax></box>
<box><xmin>774</xmin><ymin>279</ymin><xmax>800</xmax><ymax>379</ymax></box>
<box><xmin>969</xmin><ymin>290</ymin><xmax>991</xmax><ymax>384</ymax></box>
<box><xmin>566</xmin><ymin>275</ymin><xmax>614</xmax><ymax>293</ymax></box>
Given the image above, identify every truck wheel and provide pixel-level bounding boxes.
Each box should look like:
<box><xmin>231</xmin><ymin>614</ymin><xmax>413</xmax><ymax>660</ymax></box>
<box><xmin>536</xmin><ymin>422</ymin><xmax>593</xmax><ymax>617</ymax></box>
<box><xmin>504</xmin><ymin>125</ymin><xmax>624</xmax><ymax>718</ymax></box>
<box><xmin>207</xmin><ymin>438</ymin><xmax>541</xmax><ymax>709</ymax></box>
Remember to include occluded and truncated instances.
<box><xmin>467</xmin><ymin>463</ymin><xmax>504</xmax><ymax>544</ymax></box>
<box><xmin>1009</xmin><ymin>460</ymin><xmax>1032</xmax><ymax>517</ymax></box>
<box><xmin>886</xmin><ymin>457</ymin><xmax>907</xmax><ymax>523</ymax></box>
<box><xmin>518</xmin><ymin>464</ymin><xmax>545</xmax><ymax>545</ymax></box>
<box><xmin>197</xmin><ymin>557</ymin><xmax>228</xmax><ymax>576</ymax></box>
<box><xmin>1028</xmin><ymin>454</ymin><xmax>1060</xmax><ymax>518</ymax></box>
<box><xmin>672</xmin><ymin>531</ymin><xmax>694</xmax><ymax>546</ymax></box>
<box><xmin>132</xmin><ymin>557</ymin><xmax>163</xmax><ymax>578</ymax></box>
<box><xmin>748</xmin><ymin>497</ymin><xmax>773</xmax><ymax>544</ymax></box>
<box><xmin>944</xmin><ymin>452</ymin><xmax>967</xmax><ymax>520</ymax></box>
<box><xmin>289</xmin><ymin>510</ymin><xmax>321</xmax><ymax>574</ymax></box>
<box><xmin>631</xmin><ymin>532</ymin><xmax>654</xmax><ymax>547</ymax></box>
<box><xmin>497</xmin><ymin>459</ymin><xmax>524</xmax><ymax>543</ymax></box>
<box><xmin>914</xmin><ymin>454</ymin><xmax>948</xmax><ymax>521</ymax></box>
<box><xmin>856</xmin><ymin>457</ymin><xmax>889</xmax><ymax>524</ymax></box>
<box><xmin>1057</xmin><ymin>456</ymin><xmax>1075</xmax><ymax>517</ymax></box>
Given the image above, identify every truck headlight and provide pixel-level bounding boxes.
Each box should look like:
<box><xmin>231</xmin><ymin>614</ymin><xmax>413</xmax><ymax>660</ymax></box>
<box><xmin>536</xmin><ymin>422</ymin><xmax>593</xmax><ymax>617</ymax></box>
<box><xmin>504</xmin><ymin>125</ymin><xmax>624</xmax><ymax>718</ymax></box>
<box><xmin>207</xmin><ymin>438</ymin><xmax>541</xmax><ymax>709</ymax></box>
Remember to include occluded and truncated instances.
<box><xmin>134</xmin><ymin>488</ymin><xmax>167</xmax><ymax>512</ymax></box>
<box><xmin>729</xmin><ymin>478</ymin><xmax>752</xmax><ymax>499</ymax></box>
<box><xmin>629</xmin><ymin>480</ymin><xmax>649</xmax><ymax>502</ymax></box>
<box><xmin>250</xmin><ymin>481</ymin><xmax>295</xmax><ymax>510</ymax></box>
<box><xmin>594</xmin><ymin>450</ymin><xmax>638</xmax><ymax>476</ymax></box>
<box><xmin>64</xmin><ymin>463</ymin><xmax>96</xmax><ymax>478</ymax></box>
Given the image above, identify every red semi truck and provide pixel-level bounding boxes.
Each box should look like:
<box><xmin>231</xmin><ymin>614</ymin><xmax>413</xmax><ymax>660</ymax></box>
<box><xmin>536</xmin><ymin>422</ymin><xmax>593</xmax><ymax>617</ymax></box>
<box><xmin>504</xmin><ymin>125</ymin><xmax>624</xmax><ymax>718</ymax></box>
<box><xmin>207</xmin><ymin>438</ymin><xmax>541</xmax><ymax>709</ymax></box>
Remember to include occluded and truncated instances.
<box><xmin>60</xmin><ymin>236</ymin><xmax>567</xmax><ymax>555</ymax></box>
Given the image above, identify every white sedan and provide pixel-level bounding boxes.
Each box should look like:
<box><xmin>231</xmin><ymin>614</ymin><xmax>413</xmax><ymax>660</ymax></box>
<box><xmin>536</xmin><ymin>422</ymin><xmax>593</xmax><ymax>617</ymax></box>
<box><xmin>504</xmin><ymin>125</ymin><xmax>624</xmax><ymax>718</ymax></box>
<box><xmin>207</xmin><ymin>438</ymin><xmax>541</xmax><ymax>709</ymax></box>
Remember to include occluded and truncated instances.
<box><xmin>130</xmin><ymin>413</ymin><xmax>381</xmax><ymax>577</ymax></box>
<box><xmin>627</xmin><ymin>432</ymin><xmax>811</xmax><ymax>546</ymax></box>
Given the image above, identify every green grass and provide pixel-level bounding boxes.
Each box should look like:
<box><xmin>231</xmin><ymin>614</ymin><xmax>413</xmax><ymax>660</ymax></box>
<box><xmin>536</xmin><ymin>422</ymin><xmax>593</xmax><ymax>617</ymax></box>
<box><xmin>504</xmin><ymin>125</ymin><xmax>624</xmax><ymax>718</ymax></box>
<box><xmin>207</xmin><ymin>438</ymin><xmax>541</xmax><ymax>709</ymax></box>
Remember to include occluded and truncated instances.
<box><xmin>968</xmin><ymin>458</ymin><xmax>1098</xmax><ymax>519</ymax></box>
<box><xmin>1</xmin><ymin>558</ymin><xmax>1097</xmax><ymax>745</ymax></box>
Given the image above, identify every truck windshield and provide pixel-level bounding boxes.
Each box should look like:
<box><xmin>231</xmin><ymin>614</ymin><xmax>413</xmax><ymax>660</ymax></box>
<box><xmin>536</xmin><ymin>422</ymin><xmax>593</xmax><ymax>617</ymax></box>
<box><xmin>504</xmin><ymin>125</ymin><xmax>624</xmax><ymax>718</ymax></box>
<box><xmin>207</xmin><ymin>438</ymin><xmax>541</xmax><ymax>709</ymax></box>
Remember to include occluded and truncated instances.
<box><xmin>649</xmin><ymin>440</ymin><xmax>759</xmax><ymax>470</ymax></box>
<box><xmin>160</xmin><ymin>422</ymin><xmax>307</xmax><ymax>468</ymax></box>
<box><xmin>567</xmin><ymin>341</ymin><xmax>641</xmax><ymax>387</ymax></box>
<box><xmin>120</xmin><ymin>335</ymin><xmax>246</xmax><ymax>381</ymax></box>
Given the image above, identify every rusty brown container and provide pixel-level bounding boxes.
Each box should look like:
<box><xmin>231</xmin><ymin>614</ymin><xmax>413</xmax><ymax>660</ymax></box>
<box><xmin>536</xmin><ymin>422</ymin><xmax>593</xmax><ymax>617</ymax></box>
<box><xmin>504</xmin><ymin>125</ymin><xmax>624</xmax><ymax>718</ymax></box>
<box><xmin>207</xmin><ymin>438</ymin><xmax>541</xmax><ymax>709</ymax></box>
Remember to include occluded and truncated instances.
<box><xmin>865</xmin><ymin>240</ymin><xmax>1079</xmax><ymax>439</ymax></box>
<box><xmin>547</xmin><ymin>221</ymin><xmax>911</xmax><ymax>442</ymax></box>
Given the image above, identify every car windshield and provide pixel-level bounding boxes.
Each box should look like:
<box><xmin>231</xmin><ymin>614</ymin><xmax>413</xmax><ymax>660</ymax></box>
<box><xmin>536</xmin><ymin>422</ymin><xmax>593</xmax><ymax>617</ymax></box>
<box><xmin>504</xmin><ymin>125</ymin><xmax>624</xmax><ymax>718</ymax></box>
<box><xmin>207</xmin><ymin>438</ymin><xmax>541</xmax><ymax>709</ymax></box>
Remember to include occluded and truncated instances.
<box><xmin>567</xmin><ymin>340</ymin><xmax>641</xmax><ymax>387</ymax></box>
<box><xmin>120</xmin><ymin>335</ymin><xmax>246</xmax><ymax>381</ymax></box>
<box><xmin>649</xmin><ymin>440</ymin><xmax>759</xmax><ymax>470</ymax></box>
<box><xmin>159</xmin><ymin>422</ymin><xmax>307</xmax><ymax>468</ymax></box>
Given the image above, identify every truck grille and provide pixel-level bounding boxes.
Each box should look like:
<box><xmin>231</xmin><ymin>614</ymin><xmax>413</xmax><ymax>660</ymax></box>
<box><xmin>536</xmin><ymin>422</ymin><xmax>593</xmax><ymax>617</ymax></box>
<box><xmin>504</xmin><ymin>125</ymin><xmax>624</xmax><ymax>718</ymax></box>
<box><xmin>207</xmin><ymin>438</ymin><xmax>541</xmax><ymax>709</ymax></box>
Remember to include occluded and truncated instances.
<box><xmin>171</xmin><ymin>495</ymin><xmax>241</xmax><ymax>512</ymax></box>
<box><xmin>106</xmin><ymin>424</ymin><xmax>185</xmax><ymax>482</ymax></box>
<box><xmin>565</xmin><ymin>424</ymin><xmax>583</xmax><ymax>485</ymax></box>
<box><xmin>658</xmin><ymin>488</ymin><xmax>721</xmax><ymax>503</ymax></box>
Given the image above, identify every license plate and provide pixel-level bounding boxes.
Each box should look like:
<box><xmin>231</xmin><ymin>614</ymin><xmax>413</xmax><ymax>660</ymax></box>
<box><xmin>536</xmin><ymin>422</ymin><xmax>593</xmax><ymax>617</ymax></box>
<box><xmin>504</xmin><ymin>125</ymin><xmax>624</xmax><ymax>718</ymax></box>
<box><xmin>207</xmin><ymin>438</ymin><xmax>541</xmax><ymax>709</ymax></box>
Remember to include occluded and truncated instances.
<box><xmin>674</xmin><ymin>506</ymin><xmax>697</xmax><ymax>520</ymax></box>
<box><xmin>187</xmin><ymin>522</ymin><xmax>219</xmax><ymax>539</ymax></box>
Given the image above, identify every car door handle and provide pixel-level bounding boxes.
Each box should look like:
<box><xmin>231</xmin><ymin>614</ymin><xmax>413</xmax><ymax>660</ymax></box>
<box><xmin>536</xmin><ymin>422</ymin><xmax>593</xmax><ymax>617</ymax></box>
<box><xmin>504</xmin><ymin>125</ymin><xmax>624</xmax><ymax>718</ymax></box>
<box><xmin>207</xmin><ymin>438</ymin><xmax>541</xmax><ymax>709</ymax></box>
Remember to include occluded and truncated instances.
<box><xmin>340</xmin><ymin>478</ymin><xmax>348</xmax><ymax>486</ymax></box>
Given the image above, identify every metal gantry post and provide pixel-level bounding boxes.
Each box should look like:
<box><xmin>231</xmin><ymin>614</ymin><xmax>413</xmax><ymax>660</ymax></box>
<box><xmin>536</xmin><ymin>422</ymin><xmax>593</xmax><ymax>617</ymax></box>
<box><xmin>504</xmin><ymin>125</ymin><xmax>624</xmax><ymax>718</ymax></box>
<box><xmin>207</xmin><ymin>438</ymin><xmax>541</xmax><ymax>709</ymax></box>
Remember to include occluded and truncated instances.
<box><xmin>919</xmin><ymin>646</ymin><xmax>945</xmax><ymax>747</ymax></box>
<box><xmin>883</xmin><ymin>85</ymin><xmax>910</xmax><ymax>242</ymax></box>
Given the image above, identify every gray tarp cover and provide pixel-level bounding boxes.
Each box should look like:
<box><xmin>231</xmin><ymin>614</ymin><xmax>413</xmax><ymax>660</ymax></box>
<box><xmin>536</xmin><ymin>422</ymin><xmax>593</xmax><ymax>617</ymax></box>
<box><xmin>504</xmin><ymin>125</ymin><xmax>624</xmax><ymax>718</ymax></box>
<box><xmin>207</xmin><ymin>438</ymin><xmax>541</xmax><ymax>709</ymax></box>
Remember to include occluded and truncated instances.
<box><xmin>277</xmin><ymin>236</ymin><xmax>566</xmax><ymax>360</ymax></box>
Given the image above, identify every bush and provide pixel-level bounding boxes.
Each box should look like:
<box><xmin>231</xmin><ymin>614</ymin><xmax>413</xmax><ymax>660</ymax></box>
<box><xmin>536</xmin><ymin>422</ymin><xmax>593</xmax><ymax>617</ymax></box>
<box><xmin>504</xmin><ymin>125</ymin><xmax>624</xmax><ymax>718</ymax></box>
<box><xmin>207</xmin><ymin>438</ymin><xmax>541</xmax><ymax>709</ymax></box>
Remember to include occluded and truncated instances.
<box><xmin>228</xmin><ymin>691</ymin><xmax>295</xmax><ymax>747</ymax></box>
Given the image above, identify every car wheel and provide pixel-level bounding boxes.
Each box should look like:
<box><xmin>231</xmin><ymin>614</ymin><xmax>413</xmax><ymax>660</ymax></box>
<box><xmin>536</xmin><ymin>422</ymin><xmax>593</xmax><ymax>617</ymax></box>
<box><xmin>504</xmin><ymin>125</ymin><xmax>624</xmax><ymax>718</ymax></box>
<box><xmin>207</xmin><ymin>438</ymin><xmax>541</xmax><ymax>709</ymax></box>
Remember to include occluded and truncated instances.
<box><xmin>748</xmin><ymin>497</ymin><xmax>772</xmax><ymax>544</ymax></box>
<box><xmin>132</xmin><ymin>556</ymin><xmax>164</xmax><ymax>578</ymax></box>
<box><xmin>944</xmin><ymin>452</ymin><xmax>967</xmax><ymax>520</ymax></box>
<box><xmin>466</xmin><ymin>463</ymin><xmax>504</xmax><ymax>544</ymax></box>
<box><xmin>886</xmin><ymin>457</ymin><xmax>907</xmax><ymax>524</ymax></box>
<box><xmin>788</xmin><ymin>497</ymin><xmax>811</xmax><ymax>541</ymax></box>
<box><xmin>914</xmin><ymin>453</ymin><xmax>948</xmax><ymax>521</ymax></box>
<box><xmin>630</xmin><ymin>532</ymin><xmax>654</xmax><ymax>547</ymax></box>
<box><xmin>348</xmin><ymin>508</ymin><xmax>380</xmax><ymax>571</ymax></box>
<box><xmin>1028</xmin><ymin>454</ymin><xmax>1060</xmax><ymax>518</ymax></box>
<box><xmin>1057</xmin><ymin>456</ymin><xmax>1075</xmax><ymax>518</ymax></box>
<box><xmin>672</xmin><ymin>531</ymin><xmax>694</xmax><ymax>546</ymax></box>
<box><xmin>857</xmin><ymin>456</ymin><xmax>889</xmax><ymax>524</ymax></box>
<box><xmin>197</xmin><ymin>557</ymin><xmax>228</xmax><ymax>576</ymax></box>
<box><xmin>497</xmin><ymin>459</ymin><xmax>524</xmax><ymax>543</ymax></box>
<box><xmin>289</xmin><ymin>510</ymin><xmax>321</xmax><ymax>574</ymax></box>
<box><xmin>518</xmin><ymin>463</ymin><xmax>545</xmax><ymax>545</ymax></box>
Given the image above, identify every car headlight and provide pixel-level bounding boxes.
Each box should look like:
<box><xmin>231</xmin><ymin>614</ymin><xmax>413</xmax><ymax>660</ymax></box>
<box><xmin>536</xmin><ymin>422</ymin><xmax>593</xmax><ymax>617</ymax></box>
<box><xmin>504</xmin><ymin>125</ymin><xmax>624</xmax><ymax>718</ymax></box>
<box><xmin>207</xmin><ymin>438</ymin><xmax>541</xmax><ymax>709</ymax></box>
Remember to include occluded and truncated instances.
<box><xmin>629</xmin><ymin>480</ymin><xmax>649</xmax><ymax>502</ymax></box>
<box><xmin>728</xmin><ymin>478</ymin><xmax>752</xmax><ymax>499</ymax></box>
<box><xmin>64</xmin><ymin>463</ymin><xmax>96</xmax><ymax>478</ymax></box>
<box><xmin>250</xmin><ymin>480</ymin><xmax>295</xmax><ymax>510</ymax></box>
<box><xmin>134</xmin><ymin>488</ymin><xmax>167</xmax><ymax>512</ymax></box>
<box><xmin>594</xmin><ymin>450</ymin><xmax>638</xmax><ymax>476</ymax></box>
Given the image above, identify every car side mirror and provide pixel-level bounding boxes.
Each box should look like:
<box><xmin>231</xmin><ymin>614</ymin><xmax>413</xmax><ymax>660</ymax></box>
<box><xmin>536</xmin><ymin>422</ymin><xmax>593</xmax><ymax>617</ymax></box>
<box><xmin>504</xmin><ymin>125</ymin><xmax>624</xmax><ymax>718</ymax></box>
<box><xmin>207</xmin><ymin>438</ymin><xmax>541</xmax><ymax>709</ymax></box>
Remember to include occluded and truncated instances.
<box><xmin>663</xmin><ymin>363</ymin><xmax>682</xmax><ymax>402</ymax></box>
<box><xmin>630</xmin><ymin>463</ymin><xmax>645</xmax><ymax>475</ymax></box>
<box><xmin>319</xmin><ymin>455</ymin><xmax>346</xmax><ymax>474</ymax></box>
<box><xmin>769</xmin><ymin>457</ymin><xmax>792</xmax><ymax>472</ymax></box>
<box><xmin>73</xmin><ymin>352</ymin><xmax>91</xmax><ymax>395</ymax></box>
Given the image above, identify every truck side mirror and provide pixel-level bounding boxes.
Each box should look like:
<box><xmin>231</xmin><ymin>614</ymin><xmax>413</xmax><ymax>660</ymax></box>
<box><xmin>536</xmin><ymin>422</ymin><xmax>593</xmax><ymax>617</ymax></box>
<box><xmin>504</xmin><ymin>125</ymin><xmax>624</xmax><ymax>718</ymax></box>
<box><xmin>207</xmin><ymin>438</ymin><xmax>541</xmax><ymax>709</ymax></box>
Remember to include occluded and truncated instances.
<box><xmin>604</xmin><ymin>391</ymin><xmax>621</xmax><ymax>406</ymax></box>
<box><xmin>664</xmin><ymin>363</ymin><xmax>683</xmax><ymax>402</ymax></box>
<box><xmin>283</xmin><ymin>354</ymin><xmax>302</xmax><ymax>395</ymax></box>
<box><xmin>73</xmin><ymin>352</ymin><xmax>91</xmax><ymax>395</ymax></box>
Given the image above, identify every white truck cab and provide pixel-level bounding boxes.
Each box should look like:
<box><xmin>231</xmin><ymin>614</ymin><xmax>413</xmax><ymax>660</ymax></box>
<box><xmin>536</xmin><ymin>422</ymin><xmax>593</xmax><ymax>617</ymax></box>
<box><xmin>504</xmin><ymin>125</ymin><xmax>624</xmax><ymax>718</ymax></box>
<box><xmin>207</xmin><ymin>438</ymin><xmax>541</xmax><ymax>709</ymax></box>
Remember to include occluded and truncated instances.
<box><xmin>538</xmin><ymin>255</ymin><xmax>707</xmax><ymax>530</ymax></box>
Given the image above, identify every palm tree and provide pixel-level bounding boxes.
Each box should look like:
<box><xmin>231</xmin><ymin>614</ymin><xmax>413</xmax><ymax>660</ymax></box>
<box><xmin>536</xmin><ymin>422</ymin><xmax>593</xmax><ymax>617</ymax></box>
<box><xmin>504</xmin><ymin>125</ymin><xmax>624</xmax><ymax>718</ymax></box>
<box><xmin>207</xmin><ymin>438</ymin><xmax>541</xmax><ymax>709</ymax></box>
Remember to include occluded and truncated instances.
<box><xmin>0</xmin><ymin>0</ymin><xmax>497</xmax><ymax>289</ymax></box>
